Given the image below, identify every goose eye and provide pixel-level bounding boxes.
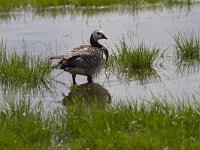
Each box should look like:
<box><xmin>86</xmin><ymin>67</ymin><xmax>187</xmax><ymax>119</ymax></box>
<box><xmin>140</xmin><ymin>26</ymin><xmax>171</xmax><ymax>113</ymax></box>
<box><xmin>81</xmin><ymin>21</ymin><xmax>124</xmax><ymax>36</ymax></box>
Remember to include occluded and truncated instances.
<box><xmin>97</xmin><ymin>32</ymin><xmax>100</xmax><ymax>35</ymax></box>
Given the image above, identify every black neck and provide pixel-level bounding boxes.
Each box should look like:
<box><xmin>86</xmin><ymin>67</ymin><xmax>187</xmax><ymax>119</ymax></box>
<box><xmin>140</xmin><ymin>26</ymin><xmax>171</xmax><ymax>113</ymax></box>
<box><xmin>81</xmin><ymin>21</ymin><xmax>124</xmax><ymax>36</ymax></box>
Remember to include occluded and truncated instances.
<box><xmin>103</xmin><ymin>48</ymin><xmax>109</xmax><ymax>62</ymax></box>
<box><xmin>90</xmin><ymin>35</ymin><xmax>109</xmax><ymax>62</ymax></box>
<box><xmin>90</xmin><ymin>35</ymin><xmax>103</xmax><ymax>48</ymax></box>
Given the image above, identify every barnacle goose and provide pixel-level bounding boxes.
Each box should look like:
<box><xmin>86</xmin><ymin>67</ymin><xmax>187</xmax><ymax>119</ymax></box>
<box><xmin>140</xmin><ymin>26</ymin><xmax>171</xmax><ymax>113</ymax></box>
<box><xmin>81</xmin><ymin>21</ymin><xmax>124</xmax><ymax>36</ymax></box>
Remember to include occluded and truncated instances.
<box><xmin>50</xmin><ymin>30</ymin><xmax>108</xmax><ymax>84</ymax></box>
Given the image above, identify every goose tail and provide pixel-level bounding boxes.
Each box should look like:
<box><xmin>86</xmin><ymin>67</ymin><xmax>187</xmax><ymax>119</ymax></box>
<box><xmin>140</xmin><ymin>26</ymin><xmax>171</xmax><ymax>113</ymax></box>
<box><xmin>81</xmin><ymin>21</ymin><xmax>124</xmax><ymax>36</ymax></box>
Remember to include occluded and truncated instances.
<box><xmin>50</xmin><ymin>55</ymin><xmax>64</xmax><ymax>59</ymax></box>
<box><xmin>50</xmin><ymin>55</ymin><xmax>65</xmax><ymax>69</ymax></box>
<box><xmin>51</xmin><ymin>63</ymin><xmax>62</xmax><ymax>69</ymax></box>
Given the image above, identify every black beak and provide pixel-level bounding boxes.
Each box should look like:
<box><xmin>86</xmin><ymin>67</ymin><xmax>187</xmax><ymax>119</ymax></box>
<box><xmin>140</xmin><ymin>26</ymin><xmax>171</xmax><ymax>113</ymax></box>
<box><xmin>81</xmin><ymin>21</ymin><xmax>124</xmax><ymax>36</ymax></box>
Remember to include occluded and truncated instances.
<box><xmin>102</xmin><ymin>34</ymin><xmax>108</xmax><ymax>39</ymax></box>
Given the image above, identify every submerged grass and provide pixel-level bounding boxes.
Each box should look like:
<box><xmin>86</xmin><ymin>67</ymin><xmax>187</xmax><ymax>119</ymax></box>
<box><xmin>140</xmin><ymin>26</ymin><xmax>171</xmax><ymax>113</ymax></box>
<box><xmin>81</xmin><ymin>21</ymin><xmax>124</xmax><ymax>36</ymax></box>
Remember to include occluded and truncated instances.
<box><xmin>108</xmin><ymin>40</ymin><xmax>161</xmax><ymax>84</ymax></box>
<box><xmin>174</xmin><ymin>30</ymin><xmax>200</xmax><ymax>62</ymax></box>
<box><xmin>0</xmin><ymin>41</ymin><xmax>52</xmax><ymax>89</ymax></box>
<box><xmin>173</xmin><ymin>30</ymin><xmax>200</xmax><ymax>74</ymax></box>
<box><xmin>1</xmin><ymin>96</ymin><xmax>200</xmax><ymax>149</ymax></box>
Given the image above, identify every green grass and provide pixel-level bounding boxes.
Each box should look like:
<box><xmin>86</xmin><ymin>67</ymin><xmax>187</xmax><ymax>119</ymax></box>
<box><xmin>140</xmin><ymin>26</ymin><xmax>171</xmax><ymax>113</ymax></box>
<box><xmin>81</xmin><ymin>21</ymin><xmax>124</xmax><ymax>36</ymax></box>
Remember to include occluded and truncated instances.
<box><xmin>1</xmin><ymin>96</ymin><xmax>200</xmax><ymax>149</ymax></box>
<box><xmin>174</xmin><ymin>30</ymin><xmax>200</xmax><ymax>62</ymax></box>
<box><xmin>107</xmin><ymin>40</ymin><xmax>161</xmax><ymax>84</ymax></box>
<box><xmin>0</xmin><ymin>97</ymin><xmax>52</xmax><ymax>150</ymax></box>
<box><xmin>0</xmin><ymin>41</ymin><xmax>52</xmax><ymax>89</ymax></box>
<box><xmin>173</xmin><ymin>30</ymin><xmax>200</xmax><ymax>74</ymax></box>
<box><xmin>0</xmin><ymin>0</ymin><xmax>196</xmax><ymax>11</ymax></box>
<box><xmin>0</xmin><ymin>0</ymin><xmax>197</xmax><ymax>20</ymax></box>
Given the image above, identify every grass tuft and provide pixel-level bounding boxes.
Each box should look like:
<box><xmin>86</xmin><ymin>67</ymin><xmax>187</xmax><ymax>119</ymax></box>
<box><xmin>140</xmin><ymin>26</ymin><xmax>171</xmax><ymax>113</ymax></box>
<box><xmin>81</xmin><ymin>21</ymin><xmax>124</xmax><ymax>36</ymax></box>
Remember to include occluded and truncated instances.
<box><xmin>109</xmin><ymin>40</ymin><xmax>160</xmax><ymax>70</ymax></box>
<box><xmin>174</xmin><ymin>30</ymin><xmax>200</xmax><ymax>62</ymax></box>
<box><xmin>0</xmin><ymin>41</ymin><xmax>52</xmax><ymax>89</ymax></box>
<box><xmin>107</xmin><ymin>40</ymin><xmax>161</xmax><ymax>84</ymax></box>
<box><xmin>173</xmin><ymin>30</ymin><xmax>200</xmax><ymax>74</ymax></box>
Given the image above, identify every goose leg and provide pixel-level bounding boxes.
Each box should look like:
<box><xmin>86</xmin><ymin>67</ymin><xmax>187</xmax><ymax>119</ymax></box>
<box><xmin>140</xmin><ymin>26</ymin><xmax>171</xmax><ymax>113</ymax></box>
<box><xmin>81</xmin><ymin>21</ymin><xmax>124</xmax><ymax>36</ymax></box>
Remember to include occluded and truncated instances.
<box><xmin>87</xmin><ymin>75</ymin><xmax>93</xmax><ymax>83</ymax></box>
<box><xmin>72</xmin><ymin>74</ymin><xmax>76</xmax><ymax>84</ymax></box>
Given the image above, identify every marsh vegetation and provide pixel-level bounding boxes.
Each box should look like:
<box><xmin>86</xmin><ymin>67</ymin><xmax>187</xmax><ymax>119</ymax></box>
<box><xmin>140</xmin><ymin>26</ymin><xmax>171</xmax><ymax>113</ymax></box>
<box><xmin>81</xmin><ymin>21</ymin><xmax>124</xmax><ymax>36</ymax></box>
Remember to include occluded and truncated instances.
<box><xmin>0</xmin><ymin>29</ymin><xmax>200</xmax><ymax>149</ymax></box>
<box><xmin>174</xmin><ymin>30</ymin><xmax>200</xmax><ymax>62</ymax></box>
<box><xmin>1</xmin><ymin>96</ymin><xmax>200</xmax><ymax>149</ymax></box>
<box><xmin>0</xmin><ymin>41</ymin><xmax>52</xmax><ymax>89</ymax></box>
<box><xmin>0</xmin><ymin>0</ymin><xmax>200</xmax><ymax>149</ymax></box>
<box><xmin>107</xmin><ymin>40</ymin><xmax>161</xmax><ymax>84</ymax></box>
<box><xmin>0</xmin><ymin>0</ymin><xmax>195</xmax><ymax>10</ymax></box>
<box><xmin>173</xmin><ymin>30</ymin><xmax>200</xmax><ymax>74</ymax></box>
<box><xmin>0</xmin><ymin>0</ymin><xmax>198</xmax><ymax>23</ymax></box>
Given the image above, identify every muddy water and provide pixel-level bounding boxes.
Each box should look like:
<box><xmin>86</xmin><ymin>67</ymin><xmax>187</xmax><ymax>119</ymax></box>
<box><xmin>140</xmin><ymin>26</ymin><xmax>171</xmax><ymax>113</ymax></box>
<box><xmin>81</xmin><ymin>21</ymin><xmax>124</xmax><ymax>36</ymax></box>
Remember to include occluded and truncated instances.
<box><xmin>0</xmin><ymin>4</ymin><xmax>200</xmax><ymax>107</ymax></box>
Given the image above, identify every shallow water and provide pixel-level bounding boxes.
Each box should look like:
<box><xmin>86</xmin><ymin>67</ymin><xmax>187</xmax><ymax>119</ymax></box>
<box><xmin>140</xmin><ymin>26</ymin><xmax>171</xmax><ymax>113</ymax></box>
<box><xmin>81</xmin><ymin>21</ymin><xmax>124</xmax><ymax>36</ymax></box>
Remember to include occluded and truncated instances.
<box><xmin>1</xmin><ymin>4</ymin><xmax>200</xmax><ymax>108</ymax></box>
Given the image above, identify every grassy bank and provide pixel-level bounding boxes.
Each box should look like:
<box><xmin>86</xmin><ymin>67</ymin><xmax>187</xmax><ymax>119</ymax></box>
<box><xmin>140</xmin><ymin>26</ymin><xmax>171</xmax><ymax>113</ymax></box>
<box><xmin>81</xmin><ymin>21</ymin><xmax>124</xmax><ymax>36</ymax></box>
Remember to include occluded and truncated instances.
<box><xmin>0</xmin><ymin>0</ymin><xmax>195</xmax><ymax>11</ymax></box>
<box><xmin>0</xmin><ymin>0</ymin><xmax>197</xmax><ymax>21</ymax></box>
<box><xmin>1</xmin><ymin>96</ymin><xmax>200</xmax><ymax>149</ymax></box>
<box><xmin>0</xmin><ymin>41</ymin><xmax>52</xmax><ymax>89</ymax></box>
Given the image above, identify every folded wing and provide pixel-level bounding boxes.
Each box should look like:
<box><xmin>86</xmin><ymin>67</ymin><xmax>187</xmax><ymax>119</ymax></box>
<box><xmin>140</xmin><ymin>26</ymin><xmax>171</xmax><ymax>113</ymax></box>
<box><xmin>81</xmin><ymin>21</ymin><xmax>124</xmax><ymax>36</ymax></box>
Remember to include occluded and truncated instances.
<box><xmin>51</xmin><ymin>45</ymin><xmax>104</xmax><ymax>70</ymax></box>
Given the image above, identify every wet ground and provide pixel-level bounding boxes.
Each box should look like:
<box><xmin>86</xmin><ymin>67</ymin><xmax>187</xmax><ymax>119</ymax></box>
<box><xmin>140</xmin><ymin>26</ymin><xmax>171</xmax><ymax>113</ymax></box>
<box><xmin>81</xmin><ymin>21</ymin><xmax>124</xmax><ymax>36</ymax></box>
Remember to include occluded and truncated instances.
<box><xmin>0</xmin><ymin>4</ymin><xmax>200</xmax><ymax>109</ymax></box>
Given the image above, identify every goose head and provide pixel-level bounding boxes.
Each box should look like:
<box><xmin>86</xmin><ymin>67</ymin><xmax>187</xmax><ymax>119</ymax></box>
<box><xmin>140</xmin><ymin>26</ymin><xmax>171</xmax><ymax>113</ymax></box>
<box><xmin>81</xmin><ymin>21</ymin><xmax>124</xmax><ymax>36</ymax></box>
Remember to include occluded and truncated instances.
<box><xmin>90</xmin><ymin>30</ymin><xmax>107</xmax><ymax>48</ymax></box>
<box><xmin>92</xmin><ymin>30</ymin><xmax>107</xmax><ymax>41</ymax></box>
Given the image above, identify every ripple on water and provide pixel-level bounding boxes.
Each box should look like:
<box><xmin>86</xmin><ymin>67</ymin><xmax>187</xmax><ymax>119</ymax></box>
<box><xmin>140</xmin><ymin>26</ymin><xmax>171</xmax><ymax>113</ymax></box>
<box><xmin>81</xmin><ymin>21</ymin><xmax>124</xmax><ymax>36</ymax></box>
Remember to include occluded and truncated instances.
<box><xmin>0</xmin><ymin>4</ymin><xmax>200</xmax><ymax>109</ymax></box>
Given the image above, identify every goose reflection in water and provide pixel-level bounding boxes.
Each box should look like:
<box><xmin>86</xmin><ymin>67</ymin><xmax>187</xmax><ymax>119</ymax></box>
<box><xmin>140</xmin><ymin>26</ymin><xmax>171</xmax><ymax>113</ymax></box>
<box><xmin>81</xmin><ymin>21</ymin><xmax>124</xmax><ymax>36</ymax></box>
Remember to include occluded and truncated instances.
<box><xmin>62</xmin><ymin>83</ymin><xmax>111</xmax><ymax>105</ymax></box>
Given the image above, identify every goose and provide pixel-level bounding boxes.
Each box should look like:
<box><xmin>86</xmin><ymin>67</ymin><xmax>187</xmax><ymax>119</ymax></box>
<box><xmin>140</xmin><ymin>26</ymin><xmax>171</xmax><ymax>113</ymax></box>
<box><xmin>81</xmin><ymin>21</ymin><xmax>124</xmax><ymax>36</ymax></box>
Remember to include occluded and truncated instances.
<box><xmin>50</xmin><ymin>30</ymin><xmax>108</xmax><ymax>84</ymax></box>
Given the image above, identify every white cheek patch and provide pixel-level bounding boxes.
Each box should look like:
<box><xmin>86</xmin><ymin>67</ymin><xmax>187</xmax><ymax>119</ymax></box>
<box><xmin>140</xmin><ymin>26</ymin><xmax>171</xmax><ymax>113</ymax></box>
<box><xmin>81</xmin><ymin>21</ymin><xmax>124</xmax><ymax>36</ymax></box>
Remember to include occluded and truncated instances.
<box><xmin>92</xmin><ymin>30</ymin><xmax>104</xmax><ymax>41</ymax></box>
<box><xmin>98</xmin><ymin>31</ymin><xmax>104</xmax><ymax>39</ymax></box>
<box><xmin>98</xmin><ymin>31</ymin><xmax>103</xmax><ymax>34</ymax></box>
<box><xmin>94</xmin><ymin>34</ymin><xmax>102</xmax><ymax>41</ymax></box>
<box><xmin>93</xmin><ymin>35</ymin><xmax>98</xmax><ymax>41</ymax></box>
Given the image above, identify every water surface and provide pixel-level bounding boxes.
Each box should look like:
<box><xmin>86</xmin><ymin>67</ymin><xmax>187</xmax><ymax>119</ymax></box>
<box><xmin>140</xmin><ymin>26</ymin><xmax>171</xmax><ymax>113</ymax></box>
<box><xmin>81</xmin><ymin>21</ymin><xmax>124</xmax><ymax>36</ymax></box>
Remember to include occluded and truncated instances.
<box><xmin>0</xmin><ymin>4</ymin><xmax>200</xmax><ymax>108</ymax></box>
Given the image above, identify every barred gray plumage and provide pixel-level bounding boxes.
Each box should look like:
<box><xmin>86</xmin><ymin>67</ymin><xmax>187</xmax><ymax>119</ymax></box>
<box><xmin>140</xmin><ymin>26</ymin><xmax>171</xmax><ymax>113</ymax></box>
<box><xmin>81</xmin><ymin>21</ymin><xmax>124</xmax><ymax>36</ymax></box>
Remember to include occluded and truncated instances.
<box><xmin>50</xmin><ymin>30</ymin><xmax>108</xmax><ymax>84</ymax></box>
